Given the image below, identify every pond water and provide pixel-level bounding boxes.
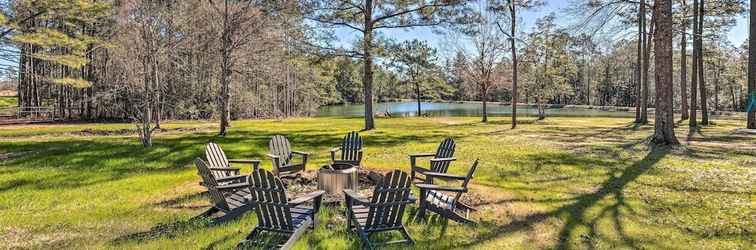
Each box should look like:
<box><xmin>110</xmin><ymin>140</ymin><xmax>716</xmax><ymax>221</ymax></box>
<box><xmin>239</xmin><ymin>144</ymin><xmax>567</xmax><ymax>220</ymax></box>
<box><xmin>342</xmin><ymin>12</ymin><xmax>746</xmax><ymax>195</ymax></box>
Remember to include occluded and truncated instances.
<box><xmin>315</xmin><ymin>102</ymin><xmax>637</xmax><ymax>118</ymax></box>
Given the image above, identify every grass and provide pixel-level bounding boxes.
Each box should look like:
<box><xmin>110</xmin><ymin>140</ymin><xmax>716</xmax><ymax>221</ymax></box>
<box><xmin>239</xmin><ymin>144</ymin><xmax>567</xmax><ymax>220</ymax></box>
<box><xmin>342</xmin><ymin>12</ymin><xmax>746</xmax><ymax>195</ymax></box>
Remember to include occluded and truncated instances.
<box><xmin>0</xmin><ymin>96</ymin><xmax>16</xmax><ymax>109</ymax></box>
<box><xmin>0</xmin><ymin>116</ymin><xmax>753</xmax><ymax>249</ymax></box>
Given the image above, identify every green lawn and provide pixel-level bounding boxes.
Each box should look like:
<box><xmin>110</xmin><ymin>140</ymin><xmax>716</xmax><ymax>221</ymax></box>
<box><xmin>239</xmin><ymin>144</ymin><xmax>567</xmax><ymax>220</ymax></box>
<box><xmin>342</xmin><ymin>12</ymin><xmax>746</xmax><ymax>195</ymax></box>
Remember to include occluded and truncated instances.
<box><xmin>0</xmin><ymin>96</ymin><xmax>16</xmax><ymax>109</ymax></box>
<box><xmin>0</xmin><ymin>117</ymin><xmax>753</xmax><ymax>249</ymax></box>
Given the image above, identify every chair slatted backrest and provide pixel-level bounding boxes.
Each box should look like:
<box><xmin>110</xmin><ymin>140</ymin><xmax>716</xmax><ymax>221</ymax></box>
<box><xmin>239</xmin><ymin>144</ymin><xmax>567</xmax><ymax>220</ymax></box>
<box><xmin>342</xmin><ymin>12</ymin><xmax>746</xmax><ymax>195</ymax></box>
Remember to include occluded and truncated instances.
<box><xmin>430</xmin><ymin>138</ymin><xmax>456</xmax><ymax>173</ymax></box>
<box><xmin>340</xmin><ymin>131</ymin><xmax>363</xmax><ymax>162</ymax></box>
<box><xmin>206</xmin><ymin>143</ymin><xmax>230</xmax><ymax>178</ymax></box>
<box><xmin>195</xmin><ymin>158</ymin><xmax>230</xmax><ymax>211</ymax></box>
<box><xmin>249</xmin><ymin>169</ymin><xmax>295</xmax><ymax>231</ymax></box>
<box><xmin>452</xmin><ymin>159</ymin><xmax>479</xmax><ymax>202</ymax></box>
<box><xmin>269</xmin><ymin>135</ymin><xmax>292</xmax><ymax>166</ymax></box>
<box><xmin>365</xmin><ymin>170</ymin><xmax>412</xmax><ymax>230</ymax></box>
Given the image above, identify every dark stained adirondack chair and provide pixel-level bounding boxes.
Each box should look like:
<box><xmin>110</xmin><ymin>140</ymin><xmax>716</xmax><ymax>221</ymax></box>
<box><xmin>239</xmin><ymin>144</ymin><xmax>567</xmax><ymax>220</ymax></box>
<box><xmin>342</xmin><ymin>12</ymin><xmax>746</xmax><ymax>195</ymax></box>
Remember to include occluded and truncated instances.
<box><xmin>238</xmin><ymin>168</ymin><xmax>325</xmax><ymax>250</ymax></box>
<box><xmin>330</xmin><ymin>131</ymin><xmax>364</xmax><ymax>166</ymax></box>
<box><xmin>205</xmin><ymin>142</ymin><xmax>260</xmax><ymax>180</ymax></box>
<box><xmin>409</xmin><ymin>138</ymin><xmax>456</xmax><ymax>182</ymax></box>
<box><xmin>344</xmin><ymin>170</ymin><xmax>415</xmax><ymax>249</ymax></box>
<box><xmin>266</xmin><ymin>135</ymin><xmax>309</xmax><ymax>177</ymax></box>
<box><xmin>415</xmin><ymin>159</ymin><xmax>479</xmax><ymax>224</ymax></box>
<box><xmin>194</xmin><ymin>158</ymin><xmax>253</xmax><ymax>223</ymax></box>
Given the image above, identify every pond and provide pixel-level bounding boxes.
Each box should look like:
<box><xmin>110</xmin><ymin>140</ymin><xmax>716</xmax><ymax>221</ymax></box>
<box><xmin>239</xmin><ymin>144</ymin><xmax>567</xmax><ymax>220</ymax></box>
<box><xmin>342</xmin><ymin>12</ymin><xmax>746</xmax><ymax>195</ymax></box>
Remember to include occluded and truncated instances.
<box><xmin>315</xmin><ymin>102</ymin><xmax>638</xmax><ymax>118</ymax></box>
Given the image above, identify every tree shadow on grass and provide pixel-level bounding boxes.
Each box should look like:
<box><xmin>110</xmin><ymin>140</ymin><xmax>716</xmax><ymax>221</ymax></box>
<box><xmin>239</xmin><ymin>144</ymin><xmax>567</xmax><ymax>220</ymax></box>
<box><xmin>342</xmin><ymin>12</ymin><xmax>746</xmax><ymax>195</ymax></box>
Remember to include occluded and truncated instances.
<box><xmin>448</xmin><ymin>146</ymin><xmax>671</xmax><ymax>250</ymax></box>
<box><xmin>110</xmin><ymin>214</ymin><xmax>213</xmax><ymax>245</ymax></box>
<box><xmin>0</xmin><ymin>126</ymin><xmax>444</xmax><ymax>192</ymax></box>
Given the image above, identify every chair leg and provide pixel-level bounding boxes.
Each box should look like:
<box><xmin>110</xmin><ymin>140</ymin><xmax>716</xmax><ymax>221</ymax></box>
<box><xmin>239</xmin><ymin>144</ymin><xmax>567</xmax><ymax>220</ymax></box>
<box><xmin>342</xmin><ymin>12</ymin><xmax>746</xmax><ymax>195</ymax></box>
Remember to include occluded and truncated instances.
<box><xmin>356</xmin><ymin>229</ymin><xmax>373</xmax><ymax>250</ymax></box>
<box><xmin>400</xmin><ymin>227</ymin><xmax>414</xmax><ymax>245</ymax></box>
<box><xmin>414</xmin><ymin>205</ymin><xmax>427</xmax><ymax>223</ymax></box>
<box><xmin>237</xmin><ymin>227</ymin><xmax>261</xmax><ymax>248</ymax></box>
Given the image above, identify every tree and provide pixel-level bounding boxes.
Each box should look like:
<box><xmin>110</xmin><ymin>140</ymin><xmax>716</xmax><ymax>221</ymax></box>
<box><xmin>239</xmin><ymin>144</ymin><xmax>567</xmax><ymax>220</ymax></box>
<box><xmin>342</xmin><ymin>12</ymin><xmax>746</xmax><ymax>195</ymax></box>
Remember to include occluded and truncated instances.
<box><xmin>304</xmin><ymin>0</ymin><xmax>474</xmax><ymax>130</ymax></box>
<box><xmin>640</xmin><ymin>1</ymin><xmax>655</xmax><ymax>124</ymax></box>
<box><xmin>697</xmin><ymin>0</ymin><xmax>709</xmax><ymax>125</ymax></box>
<box><xmin>749</xmin><ymin>0</ymin><xmax>756</xmax><ymax>129</ymax></box>
<box><xmin>388</xmin><ymin>39</ymin><xmax>441</xmax><ymax>116</ymax></box>
<box><xmin>638</xmin><ymin>0</ymin><xmax>648</xmax><ymax>124</ymax></box>
<box><xmin>490</xmin><ymin>0</ymin><xmax>543</xmax><ymax>129</ymax></box>
<box><xmin>652</xmin><ymin>0</ymin><xmax>681</xmax><ymax>145</ymax></box>
<box><xmin>679</xmin><ymin>0</ymin><xmax>690</xmax><ymax>120</ymax></box>
<box><xmin>690</xmin><ymin>0</ymin><xmax>700</xmax><ymax>127</ymax></box>
<box><xmin>521</xmin><ymin>15</ymin><xmax>576</xmax><ymax>120</ymax></box>
<box><xmin>456</xmin><ymin>16</ymin><xmax>508</xmax><ymax>123</ymax></box>
<box><xmin>210</xmin><ymin>0</ymin><xmax>272</xmax><ymax>136</ymax></box>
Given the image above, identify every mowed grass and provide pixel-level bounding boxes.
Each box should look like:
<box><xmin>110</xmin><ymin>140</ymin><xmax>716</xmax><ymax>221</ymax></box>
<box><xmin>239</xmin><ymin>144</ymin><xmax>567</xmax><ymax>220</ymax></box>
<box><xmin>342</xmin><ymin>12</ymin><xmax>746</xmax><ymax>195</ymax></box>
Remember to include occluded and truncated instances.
<box><xmin>0</xmin><ymin>96</ymin><xmax>16</xmax><ymax>109</ymax></box>
<box><xmin>0</xmin><ymin>116</ymin><xmax>754</xmax><ymax>249</ymax></box>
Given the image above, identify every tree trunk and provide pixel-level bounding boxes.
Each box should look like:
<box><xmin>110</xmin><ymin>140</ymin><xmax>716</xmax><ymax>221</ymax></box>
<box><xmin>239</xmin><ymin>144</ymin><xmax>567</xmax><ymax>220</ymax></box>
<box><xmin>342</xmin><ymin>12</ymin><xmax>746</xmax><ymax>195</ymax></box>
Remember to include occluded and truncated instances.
<box><xmin>749</xmin><ymin>0</ymin><xmax>756</xmax><ymax>128</ymax></box>
<box><xmin>714</xmin><ymin>69</ymin><xmax>719</xmax><ymax>111</ymax></box>
<box><xmin>482</xmin><ymin>91</ymin><xmax>488</xmax><ymax>122</ymax></box>
<box><xmin>730</xmin><ymin>84</ymin><xmax>737</xmax><ymax>111</ymax></box>
<box><xmin>510</xmin><ymin>4</ymin><xmax>518</xmax><ymax>129</ymax></box>
<box><xmin>415</xmin><ymin>81</ymin><xmax>422</xmax><ymax>116</ymax></box>
<box><xmin>536</xmin><ymin>97</ymin><xmax>545</xmax><ymax>120</ymax></box>
<box><xmin>362</xmin><ymin>1</ymin><xmax>375</xmax><ymax>130</ymax></box>
<box><xmin>218</xmin><ymin>0</ymin><xmax>231</xmax><ymax>136</ymax></box>
<box><xmin>635</xmin><ymin>0</ymin><xmax>644</xmax><ymax>123</ymax></box>
<box><xmin>698</xmin><ymin>0</ymin><xmax>708</xmax><ymax>125</ymax></box>
<box><xmin>641</xmin><ymin>9</ymin><xmax>655</xmax><ymax>124</ymax></box>
<box><xmin>680</xmin><ymin>7</ymin><xmax>689</xmax><ymax>120</ymax></box>
<box><xmin>652</xmin><ymin>0</ymin><xmax>680</xmax><ymax>145</ymax></box>
<box><xmin>690</xmin><ymin>0</ymin><xmax>699</xmax><ymax>127</ymax></box>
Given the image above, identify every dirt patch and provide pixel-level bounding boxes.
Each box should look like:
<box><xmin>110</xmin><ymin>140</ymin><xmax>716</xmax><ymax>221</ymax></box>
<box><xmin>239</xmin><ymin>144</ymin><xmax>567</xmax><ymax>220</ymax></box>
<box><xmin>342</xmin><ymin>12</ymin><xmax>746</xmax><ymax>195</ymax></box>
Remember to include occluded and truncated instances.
<box><xmin>0</xmin><ymin>90</ymin><xmax>16</xmax><ymax>97</ymax></box>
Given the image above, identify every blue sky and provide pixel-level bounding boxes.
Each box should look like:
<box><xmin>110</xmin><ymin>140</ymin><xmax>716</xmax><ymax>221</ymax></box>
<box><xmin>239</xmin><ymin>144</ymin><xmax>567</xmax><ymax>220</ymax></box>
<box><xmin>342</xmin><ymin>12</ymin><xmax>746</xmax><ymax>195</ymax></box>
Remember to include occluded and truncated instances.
<box><xmin>334</xmin><ymin>1</ymin><xmax>750</xmax><ymax>58</ymax></box>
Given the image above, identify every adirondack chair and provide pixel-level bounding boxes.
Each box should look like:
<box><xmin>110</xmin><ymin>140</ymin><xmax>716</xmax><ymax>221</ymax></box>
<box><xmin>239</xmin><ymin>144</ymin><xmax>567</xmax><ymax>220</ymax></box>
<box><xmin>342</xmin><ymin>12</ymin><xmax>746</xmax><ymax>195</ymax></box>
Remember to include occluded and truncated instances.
<box><xmin>415</xmin><ymin>159</ymin><xmax>479</xmax><ymax>224</ymax></box>
<box><xmin>205</xmin><ymin>142</ymin><xmax>260</xmax><ymax>180</ymax></box>
<box><xmin>330</xmin><ymin>131</ymin><xmax>364</xmax><ymax>166</ymax></box>
<box><xmin>267</xmin><ymin>135</ymin><xmax>309</xmax><ymax>177</ymax></box>
<box><xmin>410</xmin><ymin>138</ymin><xmax>456</xmax><ymax>182</ymax></box>
<box><xmin>194</xmin><ymin>158</ymin><xmax>253</xmax><ymax>223</ymax></box>
<box><xmin>344</xmin><ymin>170</ymin><xmax>415</xmax><ymax>249</ymax></box>
<box><xmin>238</xmin><ymin>169</ymin><xmax>325</xmax><ymax>249</ymax></box>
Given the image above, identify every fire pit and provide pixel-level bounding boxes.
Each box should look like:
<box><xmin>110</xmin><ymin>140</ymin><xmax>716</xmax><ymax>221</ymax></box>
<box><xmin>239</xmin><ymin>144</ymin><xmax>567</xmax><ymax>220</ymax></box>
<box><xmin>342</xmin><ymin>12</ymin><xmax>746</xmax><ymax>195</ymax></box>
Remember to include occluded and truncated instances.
<box><xmin>318</xmin><ymin>163</ymin><xmax>359</xmax><ymax>196</ymax></box>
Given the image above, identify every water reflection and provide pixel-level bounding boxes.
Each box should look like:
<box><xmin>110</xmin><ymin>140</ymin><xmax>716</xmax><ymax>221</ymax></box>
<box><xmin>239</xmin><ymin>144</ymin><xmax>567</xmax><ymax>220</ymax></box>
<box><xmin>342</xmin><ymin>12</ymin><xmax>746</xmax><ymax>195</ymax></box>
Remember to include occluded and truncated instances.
<box><xmin>316</xmin><ymin>102</ymin><xmax>637</xmax><ymax>118</ymax></box>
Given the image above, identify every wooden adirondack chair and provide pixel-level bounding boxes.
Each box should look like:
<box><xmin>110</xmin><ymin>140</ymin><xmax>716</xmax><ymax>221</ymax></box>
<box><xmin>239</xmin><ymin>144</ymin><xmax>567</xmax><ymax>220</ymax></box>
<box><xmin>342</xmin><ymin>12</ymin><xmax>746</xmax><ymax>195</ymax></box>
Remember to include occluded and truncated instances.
<box><xmin>330</xmin><ymin>131</ymin><xmax>363</xmax><ymax>166</ymax></box>
<box><xmin>205</xmin><ymin>142</ymin><xmax>260</xmax><ymax>180</ymax></box>
<box><xmin>267</xmin><ymin>135</ymin><xmax>309</xmax><ymax>177</ymax></box>
<box><xmin>409</xmin><ymin>138</ymin><xmax>456</xmax><ymax>182</ymax></box>
<box><xmin>415</xmin><ymin>159</ymin><xmax>479</xmax><ymax>224</ymax></box>
<box><xmin>194</xmin><ymin>158</ymin><xmax>253</xmax><ymax>223</ymax></box>
<box><xmin>344</xmin><ymin>170</ymin><xmax>415</xmax><ymax>249</ymax></box>
<box><xmin>238</xmin><ymin>168</ymin><xmax>325</xmax><ymax>250</ymax></box>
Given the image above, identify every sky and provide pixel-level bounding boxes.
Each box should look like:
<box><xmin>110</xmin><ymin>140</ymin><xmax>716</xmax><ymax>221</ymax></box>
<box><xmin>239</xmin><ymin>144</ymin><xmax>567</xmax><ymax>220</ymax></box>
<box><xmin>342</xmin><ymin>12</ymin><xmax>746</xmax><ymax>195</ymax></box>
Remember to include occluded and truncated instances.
<box><xmin>333</xmin><ymin>1</ymin><xmax>750</xmax><ymax>59</ymax></box>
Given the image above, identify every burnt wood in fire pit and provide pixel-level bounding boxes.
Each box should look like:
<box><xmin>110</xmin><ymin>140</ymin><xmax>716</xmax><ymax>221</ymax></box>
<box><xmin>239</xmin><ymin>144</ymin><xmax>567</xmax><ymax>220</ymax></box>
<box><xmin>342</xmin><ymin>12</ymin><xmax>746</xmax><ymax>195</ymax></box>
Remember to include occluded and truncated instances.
<box><xmin>318</xmin><ymin>163</ymin><xmax>359</xmax><ymax>196</ymax></box>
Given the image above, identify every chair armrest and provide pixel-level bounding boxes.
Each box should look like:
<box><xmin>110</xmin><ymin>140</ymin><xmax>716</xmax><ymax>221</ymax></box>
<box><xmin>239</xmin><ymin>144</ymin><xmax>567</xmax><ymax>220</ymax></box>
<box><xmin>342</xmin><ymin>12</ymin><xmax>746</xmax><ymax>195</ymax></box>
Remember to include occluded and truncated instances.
<box><xmin>429</xmin><ymin>157</ymin><xmax>456</xmax><ymax>163</ymax></box>
<box><xmin>208</xmin><ymin>167</ymin><xmax>241</xmax><ymax>172</ymax></box>
<box><xmin>415</xmin><ymin>183</ymin><xmax>466</xmax><ymax>193</ymax></box>
<box><xmin>291</xmin><ymin>151</ymin><xmax>310</xmax><ymax>156</ymax></box>
<box><xmin>424</xmin><ymin>171</ymin><xmax>467</xmax><ymax>180</ymax></box>
<box><xmin>409</xmin><ymin>153</ymin><xmax>436</xmax><ymax>159</ymax></box>
<box><xmin>215</xmin><ymin>175</ymin><xmax>247</xmax><ymax>183</ymax></box>
<box><xmin>289</xmin><ymin>190</ymin><xmax>325</xmax><ymax>206</ymax></box>
<box><xmin>330</xmin><ymin>147</ymin><xmax>342</xmax><ymax>152</ymax></box>
<box><xmin>228</xmin><ymin>159</ymin><xmax>261</xmax><ymax>164</ymax></box>
<box><xmin>344</xmin><ymin>189</ymin><xmax>370</xmax><ymax>206</ymax></box>
<box><xmin>266</xmin><ymin>153</ymin><xmax>280</xmax><ymax>159</ymax></box>
<box><xmin>216</xmin><ymin>182</ymin><xmax>249</xmax><ymax>191</ymax></box>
